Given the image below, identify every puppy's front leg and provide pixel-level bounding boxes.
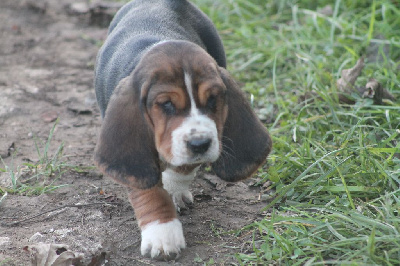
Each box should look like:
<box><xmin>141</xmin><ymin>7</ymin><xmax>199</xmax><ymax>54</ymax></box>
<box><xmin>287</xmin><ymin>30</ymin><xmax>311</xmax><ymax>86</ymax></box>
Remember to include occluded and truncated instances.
<box><xmin>162</xmin><ymin>167</ymin><xmax>199</xmax><ymax>211</ymax></box>
<box><xmin>128</xmin><ymin>184</ymin><xmax>185</xmax><ymax>260</ymax></box>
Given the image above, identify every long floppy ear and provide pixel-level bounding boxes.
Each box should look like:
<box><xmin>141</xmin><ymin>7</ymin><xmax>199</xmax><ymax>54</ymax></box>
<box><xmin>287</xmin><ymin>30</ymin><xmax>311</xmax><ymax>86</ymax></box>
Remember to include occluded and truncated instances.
<box><xmin>94</xmin><ymin>74</ymin><xmax>160</xmax><ymax>189</ymax></box>
<box><xmin>212</xmin><ymin>68</ymin><xmax>272</xmax><ymax>182</ymax></box>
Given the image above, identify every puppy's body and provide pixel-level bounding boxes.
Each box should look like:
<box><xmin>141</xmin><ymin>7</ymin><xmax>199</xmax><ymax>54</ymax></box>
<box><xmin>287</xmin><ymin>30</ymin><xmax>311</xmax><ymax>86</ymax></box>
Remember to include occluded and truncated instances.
<box><xmin>94</xmin><ymin>0</ymin><xmax>271</xmax><ymax>260</ymax></box>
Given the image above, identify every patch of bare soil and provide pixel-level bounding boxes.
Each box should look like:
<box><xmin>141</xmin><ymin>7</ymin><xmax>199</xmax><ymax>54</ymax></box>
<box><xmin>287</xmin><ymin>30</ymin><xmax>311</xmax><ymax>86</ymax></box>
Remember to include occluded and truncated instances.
<box><xmin>0</xmin><ymin>1</ymin><xmax>268</xmax><ymax>265</ymax></box>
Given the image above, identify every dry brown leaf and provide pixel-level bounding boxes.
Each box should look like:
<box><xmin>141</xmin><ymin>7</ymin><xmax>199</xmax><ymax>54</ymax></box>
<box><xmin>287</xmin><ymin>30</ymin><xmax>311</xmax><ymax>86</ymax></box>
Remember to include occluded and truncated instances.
<box><xmin>23</xmin><ymin>243</ymin><xmax>83</xmax><ymax>266</ymax></box>
<box><xmin>337</xmin><ymin>57</ymin><xmax>365</xmax><ymax>94</ymax></box>
<box><xmin>362</xmin><ymin>79</ymin><xmax>396</xmax><ymax>104</ymax></box>
<box><xmin>363</xmin><ymin>79</ymin><xmax>383</xmax><ymax>104</ymax></box>
<box><xmin>336</xmin><ymin>57</ymin><xmax>396</xmax><ymax>104</ymax></box>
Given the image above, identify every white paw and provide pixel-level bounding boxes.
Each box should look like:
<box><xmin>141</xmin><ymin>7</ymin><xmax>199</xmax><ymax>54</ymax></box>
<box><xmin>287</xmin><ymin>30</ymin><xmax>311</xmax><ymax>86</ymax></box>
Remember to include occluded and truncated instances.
<box><xmin>141</xmin><ymin>219</ymin><xmax>186</xmax><ymax>260</ymax></box>
<box><xmin>162</xmin><ymin>168</ymin><xmax>197</xmax><ymax>211</ymax></box>
<box><xmin>171</xmin><ymin>190</ymin><xmax>194</xmax><ymax>210</ymax></box>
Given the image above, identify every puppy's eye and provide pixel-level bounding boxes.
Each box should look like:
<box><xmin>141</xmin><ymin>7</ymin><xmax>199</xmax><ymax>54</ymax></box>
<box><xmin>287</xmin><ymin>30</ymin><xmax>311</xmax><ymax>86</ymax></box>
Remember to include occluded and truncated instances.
<box><xmin>160</xmin><ymin>101</ymin><xmax>176</xmax><ymax>115</ymax></box>
<box><xmin>206</xmin><ymin>95</ymin><xmax>217</xmax><ymax>111</ymax></box>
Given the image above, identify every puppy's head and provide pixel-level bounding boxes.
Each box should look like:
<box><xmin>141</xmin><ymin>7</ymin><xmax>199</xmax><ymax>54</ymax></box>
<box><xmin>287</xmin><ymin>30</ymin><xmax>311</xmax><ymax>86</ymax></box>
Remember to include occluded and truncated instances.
<box><xmin>141</xmin><ymin>42</ymin><xmax>227</xmax><ymax>167</ymax></box>
<box><xmin>95</xmin><ymin>41</ymin><xmax>271</xmax><ymax>189</ymax></box>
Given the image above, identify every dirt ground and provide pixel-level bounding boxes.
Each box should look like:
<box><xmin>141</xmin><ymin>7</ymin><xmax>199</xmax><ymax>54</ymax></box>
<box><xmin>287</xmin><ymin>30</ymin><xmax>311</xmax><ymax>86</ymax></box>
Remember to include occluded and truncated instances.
<box><xmin>0</xmin><ymin>1</ymin><xmax>270</xmax><ymax>265</ymax></box>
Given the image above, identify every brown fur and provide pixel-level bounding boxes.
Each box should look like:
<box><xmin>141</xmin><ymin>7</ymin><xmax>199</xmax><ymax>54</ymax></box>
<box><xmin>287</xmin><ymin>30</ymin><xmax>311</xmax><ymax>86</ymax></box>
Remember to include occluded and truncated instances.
<box><xmin>128</xmin><ymin>182</ymin><xmax>177</xmax><ymax>228</ymax></box>
<box><xmin>211</xmin><ymin>67</ymin><xmax>272</xmax><ymax>181</ymax></box>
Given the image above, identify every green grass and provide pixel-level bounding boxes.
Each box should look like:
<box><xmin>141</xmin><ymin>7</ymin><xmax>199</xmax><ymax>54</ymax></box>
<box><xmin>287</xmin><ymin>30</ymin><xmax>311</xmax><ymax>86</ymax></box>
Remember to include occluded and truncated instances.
<box><xmin>0</xmin><ymin>119</ymin><xmax>70</xmax><ymax>196</ymax></box>
<box><xmin>192</xmin><ymin>0</ymin><xmax>400</xmax><ymax>264</ymax></box>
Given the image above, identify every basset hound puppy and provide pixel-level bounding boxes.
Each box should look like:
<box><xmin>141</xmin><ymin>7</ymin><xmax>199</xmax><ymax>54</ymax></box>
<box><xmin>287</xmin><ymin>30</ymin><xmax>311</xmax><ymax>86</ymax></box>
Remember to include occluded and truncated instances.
<box><xmin>94</xmin><ymin>0</ymin><xmax>272</xmax><ymax>260</ymax></box>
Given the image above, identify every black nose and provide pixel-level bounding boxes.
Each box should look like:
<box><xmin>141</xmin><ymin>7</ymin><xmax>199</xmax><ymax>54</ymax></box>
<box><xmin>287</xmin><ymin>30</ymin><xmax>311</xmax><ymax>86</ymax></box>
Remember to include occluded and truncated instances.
<box><xmin>187</xmin><ymin>138</ymin><xmax>211</xmax><ymax>154</ymax></box>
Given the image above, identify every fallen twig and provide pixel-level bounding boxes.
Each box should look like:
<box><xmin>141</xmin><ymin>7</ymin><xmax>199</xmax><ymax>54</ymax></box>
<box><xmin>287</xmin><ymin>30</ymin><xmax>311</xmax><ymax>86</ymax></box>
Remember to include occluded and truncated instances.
<box><xmin>1</xmin><ymin>202</ymin><xmax>121</xmax><ymax>227</ymax></box>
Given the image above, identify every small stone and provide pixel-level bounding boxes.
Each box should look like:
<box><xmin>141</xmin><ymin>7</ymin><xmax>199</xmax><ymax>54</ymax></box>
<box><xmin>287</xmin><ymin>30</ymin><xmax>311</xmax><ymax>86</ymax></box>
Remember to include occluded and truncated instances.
<box><xmin>68</xmin><ymin>3</ymin><xmax>90</xmax><ymax>14</ymax></box>
<box><xmin>0</xmin><ymin>237</ymin><xmax>10</xmax><ymax>247</ymax></box>
<box><xmin>41</xmin><ymin>110</ymin><xmax>58</xmax><ymax>123</ymax></box>
<box><xmin>29</xmin><ymin>232</ymin><xmax>45</xmax><ymax>242</ymax></box>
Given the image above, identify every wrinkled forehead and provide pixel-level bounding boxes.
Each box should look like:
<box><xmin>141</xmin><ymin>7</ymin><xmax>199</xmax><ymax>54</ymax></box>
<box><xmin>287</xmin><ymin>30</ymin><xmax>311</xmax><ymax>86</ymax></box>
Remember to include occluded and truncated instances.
<box><xmin>146</xmin><ymin>42</ymin><xmax>220</xmax><ymax>77</ymax></box>
<box><xmin>142</xmin><ymin>42</ymin><xmax>224</xmax><ymax>99</ymax></box>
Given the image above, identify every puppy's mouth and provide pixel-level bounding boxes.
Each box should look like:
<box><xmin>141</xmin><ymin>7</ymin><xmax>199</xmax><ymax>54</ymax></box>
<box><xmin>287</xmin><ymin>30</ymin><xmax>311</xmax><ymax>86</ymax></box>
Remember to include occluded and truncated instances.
<box><xmin>191</xmin><ymin>154</ymin><xmax>216</xmax><ymax>164</ymax></box>
<box><xmin>167</xmin><ymin>141</ymin><xmax>220</xmax><ymax>167</ymax></box>
<box><xmin>173</xmin><ymin>152</ymin><xmax>219</xmax><ymax>166</ymax></box>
